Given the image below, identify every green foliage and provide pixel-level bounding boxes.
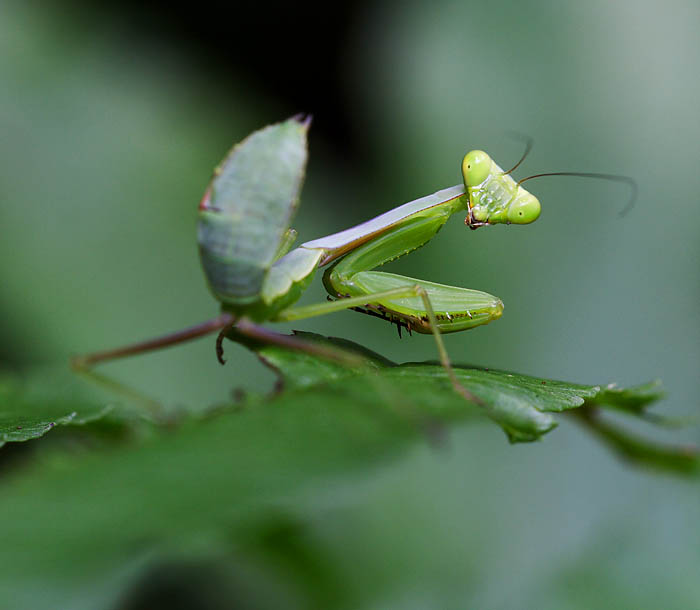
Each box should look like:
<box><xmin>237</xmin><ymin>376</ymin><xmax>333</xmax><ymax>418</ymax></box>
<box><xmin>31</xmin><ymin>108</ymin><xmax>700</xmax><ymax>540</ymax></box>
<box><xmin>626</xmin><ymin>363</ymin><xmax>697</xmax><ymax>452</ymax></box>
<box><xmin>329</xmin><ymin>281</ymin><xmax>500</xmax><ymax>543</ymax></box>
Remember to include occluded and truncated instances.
<box><xmin>0</xmin><ymin>332</ymin><xmax>694</xmax><ymax>608</ymax></box>
<box><xmin>249</xmin><ymin>331</ymin><xmax>681</xmax><ymax>449</ymax></box>
<box><xmin>0</xmin><ymin>368</ymin><xmax>122</xmax><ymax>445</ymax></box>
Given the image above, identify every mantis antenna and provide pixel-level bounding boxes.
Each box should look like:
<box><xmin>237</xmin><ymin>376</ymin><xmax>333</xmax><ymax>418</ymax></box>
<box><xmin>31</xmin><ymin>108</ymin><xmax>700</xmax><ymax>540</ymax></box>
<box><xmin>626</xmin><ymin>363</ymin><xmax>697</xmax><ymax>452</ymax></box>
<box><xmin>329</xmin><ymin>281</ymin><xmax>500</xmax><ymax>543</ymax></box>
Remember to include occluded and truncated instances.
<box><xmin>501</xmin><ymin>133</ymin><xmax>534</xmax><ymax>177</ymax></box>
<box><xmin>516</xmin><ymin>172</ymin><xmax>638</xmax><ymax>217</ymax></box>
<box><xmin>497</xmin><ymin>133</ymin><xmax>636</xmax><ymax>217</ymax></box>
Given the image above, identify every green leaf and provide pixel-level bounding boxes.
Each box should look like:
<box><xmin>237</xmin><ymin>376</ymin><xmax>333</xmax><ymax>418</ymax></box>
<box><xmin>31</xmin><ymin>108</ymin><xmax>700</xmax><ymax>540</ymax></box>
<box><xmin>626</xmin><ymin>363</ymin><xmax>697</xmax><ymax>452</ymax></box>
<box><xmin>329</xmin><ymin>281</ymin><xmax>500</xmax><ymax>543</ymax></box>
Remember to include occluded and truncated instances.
<box><xmin>591</xmin><ymin>379</ymin><xmax>665</xmax><ymax>414</ymax></box>
<box><xmin>572</xmin><ymin>408</ymin><xmax>699</xmax><ymax>475</ymax></box>
<box><xmin>249</xmin><ymin>331</ymin><xmax>652</xmax><ymax>444</ymax></box>
<box><xmin>0</xmin><ymin>367</ymin><xmax>119</xmax><ymax>445</ymax></box>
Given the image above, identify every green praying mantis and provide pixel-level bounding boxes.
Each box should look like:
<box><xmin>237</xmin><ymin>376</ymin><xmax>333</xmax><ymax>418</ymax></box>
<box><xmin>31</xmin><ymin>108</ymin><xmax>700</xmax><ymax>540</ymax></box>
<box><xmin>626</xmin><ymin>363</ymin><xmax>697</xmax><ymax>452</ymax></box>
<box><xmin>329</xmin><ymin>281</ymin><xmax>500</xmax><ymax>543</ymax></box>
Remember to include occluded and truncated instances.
<box><xmin>74</xmin><ymin>116</ymin><xmax>635</xmax><ymax>404</ymax></box>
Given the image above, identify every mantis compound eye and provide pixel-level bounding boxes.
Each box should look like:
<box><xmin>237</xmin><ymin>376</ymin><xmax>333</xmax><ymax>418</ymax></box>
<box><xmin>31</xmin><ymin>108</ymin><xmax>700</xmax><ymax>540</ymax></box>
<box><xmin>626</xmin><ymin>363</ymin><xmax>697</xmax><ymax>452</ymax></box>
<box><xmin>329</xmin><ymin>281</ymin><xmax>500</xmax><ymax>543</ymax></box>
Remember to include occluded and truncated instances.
<box><xmin>462</xmin><ymin>150</ymin><xmax>492</xmax><ymax>187</ymax></box>
<box><xmin>507</xmin><ymin>192</ymin><xmax>541</xmax><ymax>224</ymax></box>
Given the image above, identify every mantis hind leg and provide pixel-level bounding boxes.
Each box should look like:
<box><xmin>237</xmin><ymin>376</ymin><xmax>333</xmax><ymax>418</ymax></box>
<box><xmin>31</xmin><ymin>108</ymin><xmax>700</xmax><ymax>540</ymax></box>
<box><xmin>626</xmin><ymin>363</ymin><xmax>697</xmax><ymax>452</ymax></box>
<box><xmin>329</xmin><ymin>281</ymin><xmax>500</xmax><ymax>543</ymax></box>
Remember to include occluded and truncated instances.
<box><xmin>227</xmin><ymin>318</ymin><xmax>366</xmax><ymax>368</ymax></box>
<box><xmin>72</xmin><ymin>313</ymin><xmax>236</xmax><ymax>369</ymax></box>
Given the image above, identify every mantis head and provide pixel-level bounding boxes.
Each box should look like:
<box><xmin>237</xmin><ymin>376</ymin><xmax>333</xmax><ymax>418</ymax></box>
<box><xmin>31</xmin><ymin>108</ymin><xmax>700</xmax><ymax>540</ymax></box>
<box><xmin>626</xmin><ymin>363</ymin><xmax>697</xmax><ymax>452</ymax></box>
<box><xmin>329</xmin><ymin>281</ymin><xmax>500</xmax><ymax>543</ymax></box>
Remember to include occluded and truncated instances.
<box><xmin>462</xmin><ymin>144</ymin><xmax>637</xmax><ymax>229</ymax></box>
<box><xmin>462</xmin><ymin>150</ymin><xmax>541</xmax><ymax>228</ymax></box>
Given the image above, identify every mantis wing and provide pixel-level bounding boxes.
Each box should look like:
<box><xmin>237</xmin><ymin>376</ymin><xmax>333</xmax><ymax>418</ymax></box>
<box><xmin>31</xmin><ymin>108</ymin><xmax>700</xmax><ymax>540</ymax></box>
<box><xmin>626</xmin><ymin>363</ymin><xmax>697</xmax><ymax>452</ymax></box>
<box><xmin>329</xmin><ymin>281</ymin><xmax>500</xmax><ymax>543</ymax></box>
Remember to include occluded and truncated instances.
<box><xmin>198</xmin><ymin>117</ymin><xmax>309</xmax><ymax>306</ymax></box>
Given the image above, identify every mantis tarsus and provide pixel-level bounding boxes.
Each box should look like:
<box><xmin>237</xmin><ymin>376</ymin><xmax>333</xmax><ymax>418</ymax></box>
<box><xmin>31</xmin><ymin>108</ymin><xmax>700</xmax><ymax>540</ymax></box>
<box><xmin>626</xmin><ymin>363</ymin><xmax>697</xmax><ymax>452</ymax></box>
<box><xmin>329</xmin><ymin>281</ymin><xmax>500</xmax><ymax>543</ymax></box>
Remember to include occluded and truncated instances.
<box><xmin>74</xmin><ymin>117</ymin><xmax>635</xmax><ymax>404</ymax></box>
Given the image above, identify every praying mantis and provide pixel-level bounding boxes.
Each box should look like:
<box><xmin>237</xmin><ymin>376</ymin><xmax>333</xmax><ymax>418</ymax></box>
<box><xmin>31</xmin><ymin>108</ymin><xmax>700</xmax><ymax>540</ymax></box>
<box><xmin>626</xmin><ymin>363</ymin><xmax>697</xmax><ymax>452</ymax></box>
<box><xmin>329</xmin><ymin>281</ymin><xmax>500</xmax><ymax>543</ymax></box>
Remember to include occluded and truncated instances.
<box><xmin>74</xmin><ymin>116</ymin><xmax>635</xmax><ymax>404</ymax></box>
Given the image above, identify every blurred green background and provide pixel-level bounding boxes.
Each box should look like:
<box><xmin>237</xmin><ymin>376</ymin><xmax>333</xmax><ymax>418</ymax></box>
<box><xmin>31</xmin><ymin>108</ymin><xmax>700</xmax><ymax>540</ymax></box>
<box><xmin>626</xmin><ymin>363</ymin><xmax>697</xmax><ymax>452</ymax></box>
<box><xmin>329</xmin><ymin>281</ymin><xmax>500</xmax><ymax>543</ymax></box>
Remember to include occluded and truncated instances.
<box><xmin>1</xmin><ymin>0</ymin><xmax>699</xmax><ymax>608</ymax></box>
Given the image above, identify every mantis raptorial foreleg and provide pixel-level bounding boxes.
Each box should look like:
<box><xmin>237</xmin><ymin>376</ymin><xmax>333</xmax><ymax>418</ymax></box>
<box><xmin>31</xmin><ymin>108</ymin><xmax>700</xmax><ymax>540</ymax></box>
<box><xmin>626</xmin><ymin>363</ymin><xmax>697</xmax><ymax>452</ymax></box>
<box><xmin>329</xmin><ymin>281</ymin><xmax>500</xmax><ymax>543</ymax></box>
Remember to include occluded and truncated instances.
<box><xmin>318</xmin><ymin>212</ymin><xmax>503</xmax><ymax>333</ymax></box>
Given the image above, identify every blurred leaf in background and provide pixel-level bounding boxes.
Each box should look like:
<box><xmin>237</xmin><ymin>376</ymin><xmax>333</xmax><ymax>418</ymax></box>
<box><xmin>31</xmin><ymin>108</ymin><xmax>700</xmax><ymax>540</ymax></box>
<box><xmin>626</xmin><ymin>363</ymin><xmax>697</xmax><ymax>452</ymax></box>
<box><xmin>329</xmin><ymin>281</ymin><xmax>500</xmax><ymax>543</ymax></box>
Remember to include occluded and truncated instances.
<box><xmin>0</xmin><ymin>0</ymin><xmax>699</xmax><ymax>608</ymax></box>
